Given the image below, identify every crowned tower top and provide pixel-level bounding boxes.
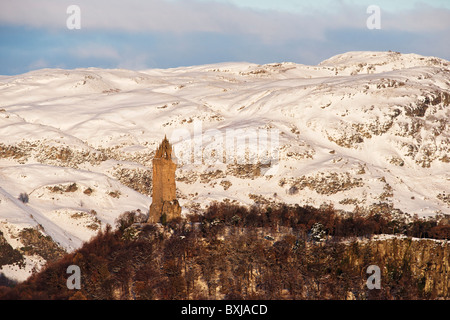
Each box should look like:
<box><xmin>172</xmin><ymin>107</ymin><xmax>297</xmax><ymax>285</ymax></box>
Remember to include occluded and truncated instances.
<box><xmin>154</xmin><ymin>135</ymin><xmax>173</xmax><ymax>160</ymax></box>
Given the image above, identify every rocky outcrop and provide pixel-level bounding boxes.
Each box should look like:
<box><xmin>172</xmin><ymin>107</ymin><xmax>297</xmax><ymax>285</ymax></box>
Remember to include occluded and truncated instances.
<box><xmin>348</xmin><ymin>238</ymin><xmax>450</xmax><ymax>298</ymax></box>
<box><xmin>279</xmin><ymin>172</ymin><xmax>363</xmax><ymax>195</ymax></box>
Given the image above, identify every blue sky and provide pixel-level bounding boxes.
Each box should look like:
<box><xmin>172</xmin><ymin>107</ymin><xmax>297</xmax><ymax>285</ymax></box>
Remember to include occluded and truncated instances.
<box><xmin>1</xmin><ymin>0</ymin><xmax>450</xmax><ymax>75</ymax></box>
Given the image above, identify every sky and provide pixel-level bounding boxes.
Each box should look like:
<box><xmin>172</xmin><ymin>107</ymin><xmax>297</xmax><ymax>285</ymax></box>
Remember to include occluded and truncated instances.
<box><xmin>0</xmin><ymin>0</ymin><xmax>450</xmax><ymax>75</ymax></box>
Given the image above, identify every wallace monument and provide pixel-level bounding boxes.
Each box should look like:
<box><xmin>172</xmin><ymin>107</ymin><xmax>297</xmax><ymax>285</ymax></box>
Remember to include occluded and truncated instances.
<box><xmin>147</xmin><ymin>136</ymin><xmax>182</xmax><ymax>224</ymax></box>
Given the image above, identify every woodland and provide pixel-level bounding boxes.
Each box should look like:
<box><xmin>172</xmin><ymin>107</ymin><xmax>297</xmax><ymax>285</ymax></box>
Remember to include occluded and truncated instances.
<box><xmin>0</xmin><ymin>201</ymin><xmax>449</xmax><ymax>300</ymax></box>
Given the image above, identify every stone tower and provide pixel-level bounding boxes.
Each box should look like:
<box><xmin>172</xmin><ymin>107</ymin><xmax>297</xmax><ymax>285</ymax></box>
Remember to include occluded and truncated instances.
<box><xmin>148</xmin><ymin>136</ymin><xmax>181</xmax><ymax>224</ymax></box>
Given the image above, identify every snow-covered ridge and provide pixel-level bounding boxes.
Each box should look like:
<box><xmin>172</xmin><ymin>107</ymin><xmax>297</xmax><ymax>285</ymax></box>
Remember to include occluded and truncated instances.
<box><xmin>0</xmin><ymin>51</ymin><xmax>449</xmax><ymax>281</ymax></box>
<box><xmin>319</xmin><ymin>50</ymin><xmax>450</xmax><ymax>75</ymax></box>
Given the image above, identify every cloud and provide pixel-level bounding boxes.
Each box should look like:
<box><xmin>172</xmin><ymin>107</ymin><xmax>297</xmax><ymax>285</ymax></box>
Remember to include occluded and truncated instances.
<box><xmin>382</xmin><ymin>4</ymin><xmax>450</xmax><ymax>32</ymax></box>
<box><xmin>1</xmin><ymin>0</ymin><xmax>319</xmax><ymax>41</ymax></box>
<box><xmin>72</xmin><ymin>43</ymin><xmax>121</xmax><ymax>60</ymax></box>
<box><xmin>1</xmin><ymin>0</ymin><xmax>449</xmax><ymax>75</ymax></box>
<box><xmin>1</xmin><ymin>0</ymin><xmax>449</xmax><ymax>43</ymax></box>
<box><xmin>117</xmin><ymin>53</ymin><xmax>153</xmax><ymax>70</ymax></box>
<box><xmin>28</xmin><ymin>58</ymin><xmax>50</xmax><ymax>70</ymax></box>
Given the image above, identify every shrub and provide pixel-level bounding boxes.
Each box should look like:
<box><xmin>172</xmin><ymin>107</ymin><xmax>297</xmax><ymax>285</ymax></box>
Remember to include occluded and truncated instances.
<box><xmin>288</xmin><ymin>185</ymin><xmax>299</xmax><ymax>195</ymax></box>
<box><xmin>310</xmin><ymin>222</ymin><xmax>327</xmax><ymax>242</ymax></box>
<box><xmin>18</xmin><ymin>193</ymin><xmax>29</xmax><ymax>203</ymax></box>
<box><xmin>65</xmin><ymin>183</ymin><xmax>78</xmax><ymax>192</ymax></box>
<box><xmin>429</xmin><ymin>225</ymin><xmax>450</xmax><ymax>240</ymax></box>
<box><xmin>115</xmin><ymin>211</ymin><xmax>147</xmax><ymax>232</ymax></box>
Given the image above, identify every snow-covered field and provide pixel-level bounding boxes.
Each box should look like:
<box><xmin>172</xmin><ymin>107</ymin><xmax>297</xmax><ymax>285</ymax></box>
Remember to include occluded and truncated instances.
<box><xmin>0</xmin><ymin>51</ymin><xmax>449</xmax><ymax>281</ymax></box>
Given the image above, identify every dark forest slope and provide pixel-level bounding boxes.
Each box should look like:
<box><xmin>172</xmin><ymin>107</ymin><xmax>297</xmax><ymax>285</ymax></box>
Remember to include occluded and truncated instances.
<box><xmin>1</xmin><ymin>202</ymin><xmax>449</xmax><ymax>300</ymax></box>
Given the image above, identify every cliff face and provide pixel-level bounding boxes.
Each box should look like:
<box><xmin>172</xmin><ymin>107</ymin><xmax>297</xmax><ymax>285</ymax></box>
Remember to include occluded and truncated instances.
<box><xmin>378</xmin><ymin>238</ymin><xmax>449</xmax><ymax>297</ymax></box>
<box><xmin>344</xmin><ymin>237</ymin><xmax>450</xmax><ymax>299</ymax></box>
<box><xmin>3</xmin><ymin>219</ymin><xmax>449</xmax><ymax>300</ymax></box>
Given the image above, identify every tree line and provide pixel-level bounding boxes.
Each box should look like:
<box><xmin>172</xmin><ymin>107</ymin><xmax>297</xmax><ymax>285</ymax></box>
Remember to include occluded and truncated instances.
<box><xmin>0</xmin><ymin>201</ymin><xmax>449</xmax><ymax>300</ymax></box>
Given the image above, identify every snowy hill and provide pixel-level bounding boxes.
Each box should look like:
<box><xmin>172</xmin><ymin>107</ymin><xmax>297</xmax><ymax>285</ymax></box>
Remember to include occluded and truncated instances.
<box><xmin>1</xmin><ymin>51</ymin><xmax>449</xmax><ymax>281</ymax></box>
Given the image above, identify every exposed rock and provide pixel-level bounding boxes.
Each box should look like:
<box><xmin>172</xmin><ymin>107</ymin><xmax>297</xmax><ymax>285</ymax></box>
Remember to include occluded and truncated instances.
<box><xmin>112</xmin><ymin>167</ymin><xmax>153</xmax><ymax>196</ymax></box>
<box><xmin>18</xmin><ymin>227</ymin><xmax>66</xmax><ymax>263</ymax></box>
<box><xmin>280</xmin><ymin>172</ymin><xmax>363</xmax><ymax>195</ymax></box>
<box><xmin>220</xmin><ymin>180</ymin><xmax>232</xmax><ymax>190</ymax></box>
<box><xmin>0</xmin><ymin>231</ymin><xmax>24</xmax><ymax>268</ymax></box>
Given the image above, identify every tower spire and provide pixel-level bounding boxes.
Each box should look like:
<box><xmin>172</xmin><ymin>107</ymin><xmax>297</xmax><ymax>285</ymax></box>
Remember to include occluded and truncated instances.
<box><xmin>148</xmin><ymin>136</ymin><xmax>181</xmax><ymax>224</ymax></box>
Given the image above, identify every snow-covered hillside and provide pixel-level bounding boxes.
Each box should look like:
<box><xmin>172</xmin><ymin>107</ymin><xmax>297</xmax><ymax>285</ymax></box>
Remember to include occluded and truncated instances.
<box><xmin>1</xmin><ymin>51</ymin><xmax>449</xmax><ymax>281</ymax></box>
